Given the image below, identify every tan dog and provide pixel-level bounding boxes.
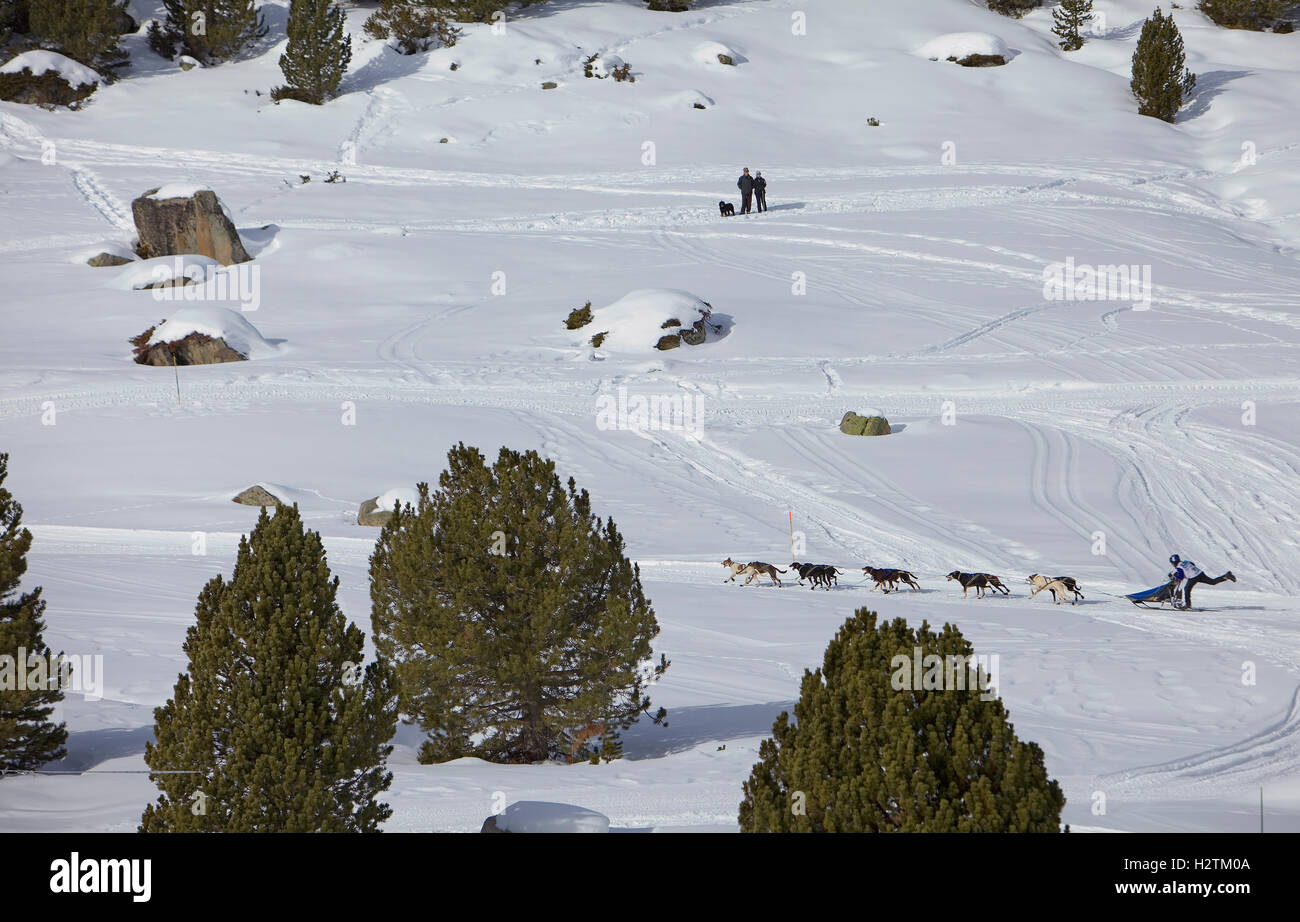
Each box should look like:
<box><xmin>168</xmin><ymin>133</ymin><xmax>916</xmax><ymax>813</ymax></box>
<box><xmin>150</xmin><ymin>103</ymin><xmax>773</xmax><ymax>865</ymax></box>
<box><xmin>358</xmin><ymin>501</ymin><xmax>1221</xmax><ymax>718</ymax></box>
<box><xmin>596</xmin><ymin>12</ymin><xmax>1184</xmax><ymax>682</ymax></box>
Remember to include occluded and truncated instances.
<box><xmin>1027</xmin><ymin>573</ymin><xmax>1083</xmax><ymax>605</ymax></box>
<box><xmin>721</xmin><ymin>558</ymin><xmax>785</xmax><ymax>586</ymax></box>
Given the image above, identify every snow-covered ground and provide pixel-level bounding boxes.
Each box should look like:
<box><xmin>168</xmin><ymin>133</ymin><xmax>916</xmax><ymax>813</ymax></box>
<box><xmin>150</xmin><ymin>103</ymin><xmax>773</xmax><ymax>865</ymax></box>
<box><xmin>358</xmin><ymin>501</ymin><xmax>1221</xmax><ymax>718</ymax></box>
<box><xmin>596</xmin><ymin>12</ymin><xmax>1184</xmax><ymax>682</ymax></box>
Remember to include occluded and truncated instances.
<box><xmin>1</xmin><ymin>0</ymin><xmax>1299</xmax><ymax>832</ymax></box>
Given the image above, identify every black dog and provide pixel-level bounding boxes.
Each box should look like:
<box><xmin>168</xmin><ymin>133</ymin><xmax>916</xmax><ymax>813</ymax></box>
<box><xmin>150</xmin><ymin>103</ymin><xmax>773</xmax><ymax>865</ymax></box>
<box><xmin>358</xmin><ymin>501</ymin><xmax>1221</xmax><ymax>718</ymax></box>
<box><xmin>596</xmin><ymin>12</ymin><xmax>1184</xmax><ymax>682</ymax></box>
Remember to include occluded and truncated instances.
<box><xmin>862</xmin><ymin>566</ymin><xmax>921</xmax><ymax>593</ymax></box>
<box><xmin>791</xmin><ymin>562</ymin><xmax>839</xmax><ymax>590</ymax></box>
<box><xmin>946</xmin><ymin>570</ymin><xmax>991</xmax><ymax>598</ymax></box>
<box><xmin>719</xmin><ymin>201</ymin><xmax>735</xmax><ymax>217</ymax></box>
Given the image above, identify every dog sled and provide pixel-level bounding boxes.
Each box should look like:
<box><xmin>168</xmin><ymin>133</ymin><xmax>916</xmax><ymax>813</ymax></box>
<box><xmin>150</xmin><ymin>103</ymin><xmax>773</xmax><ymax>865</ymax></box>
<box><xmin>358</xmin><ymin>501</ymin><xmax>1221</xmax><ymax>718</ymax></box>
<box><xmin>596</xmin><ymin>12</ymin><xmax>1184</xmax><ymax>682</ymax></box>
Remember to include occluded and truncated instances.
<box><xmin>1126</xmin><ymin>580</ymin><xmax>1184</xmax><ymax>609</ymax></box>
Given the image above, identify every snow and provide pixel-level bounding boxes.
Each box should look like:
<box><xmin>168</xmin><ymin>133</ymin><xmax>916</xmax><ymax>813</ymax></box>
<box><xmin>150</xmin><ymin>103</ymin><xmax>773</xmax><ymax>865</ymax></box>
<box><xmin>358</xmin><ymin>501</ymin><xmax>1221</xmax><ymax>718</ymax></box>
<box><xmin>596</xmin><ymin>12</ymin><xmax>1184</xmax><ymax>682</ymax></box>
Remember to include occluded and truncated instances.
<box><xmin>374</xmin><ymin>486</ymin><xmax>418</xmax><ymax>511</ymax></box>
<box><xmin>585</xmin><ymin>288</ymin><xmax>714</xmax><ymax>353</ymax></box>
<box><xmin>146</xmin><ymin>306</ymin><xmax>276</xmax><ymax>359</ymax></box>
<box><xmin>109</xmin><ymin>254</ymin><xmax>221</xmax><ymax>290</ymax></box>
<box><xmin>0</xmin><ymin>51</ymin><xmax>100</xmax><ymax>87</ymax></box>
<box><xmin>146</xmin><ymin>182</ymin><xmax>213</xmax><ymax>200</ymax></box>
<box><xmin>2</xmin><ymin>0</ymin><xmax>1300</xmax><ymax>833</ymax></box>
<box><xmin>692</xmin><ymin>41</ymin><xmax>744</xmax><ymax>66</ymax></box>
<box><xmin>494</xmin><ymin>801</ymin><xmax>611</xmax><ymax>834</ymax></box>
<box><xmin>915</xmin><ymin>32</ymin><xmax>1010</xmax><ymax>61</ymax></box>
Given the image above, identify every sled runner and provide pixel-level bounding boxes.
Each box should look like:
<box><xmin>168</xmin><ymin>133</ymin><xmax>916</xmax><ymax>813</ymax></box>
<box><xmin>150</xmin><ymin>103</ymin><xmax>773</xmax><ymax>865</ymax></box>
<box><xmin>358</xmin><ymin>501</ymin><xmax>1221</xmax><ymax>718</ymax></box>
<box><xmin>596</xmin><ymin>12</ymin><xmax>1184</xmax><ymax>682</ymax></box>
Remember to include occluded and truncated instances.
<box><xmin>1126</xmin><ymin>580</ymin><xmax>1184</xmax><ymax>609</ymax></box>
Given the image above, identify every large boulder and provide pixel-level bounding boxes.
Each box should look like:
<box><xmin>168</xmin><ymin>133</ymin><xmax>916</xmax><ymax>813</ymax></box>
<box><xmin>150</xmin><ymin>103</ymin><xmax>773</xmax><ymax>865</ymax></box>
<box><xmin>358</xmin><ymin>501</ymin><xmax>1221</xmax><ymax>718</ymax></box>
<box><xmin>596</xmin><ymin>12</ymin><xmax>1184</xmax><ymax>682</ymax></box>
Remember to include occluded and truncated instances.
<box><xmin>131</xmin><ymin>186</ymin><xmax>252</xmax><ymax>265</ymax></box>
<box><xmin>840</xmin><ymin>412</ymin><xmax>892</xmax><ymax>436</ymax></box>
<box><xmin>130</xmin><ymin>306</ymin><xmax>274</xmax><ymax>366</ymax></box>
<box><xmin>357</xmin><ymin>487</ymin><xmax>418</xmax><ymax>526</ymax></box>
<box><xmin>481</xmin><ymin>802</ymin><xmax>611</xmax><ymax>834</ymax></box>
<box><xmin>232</xmin><ymin>485</ymin><xmax>285</xmax><ymax>507</ymax></box>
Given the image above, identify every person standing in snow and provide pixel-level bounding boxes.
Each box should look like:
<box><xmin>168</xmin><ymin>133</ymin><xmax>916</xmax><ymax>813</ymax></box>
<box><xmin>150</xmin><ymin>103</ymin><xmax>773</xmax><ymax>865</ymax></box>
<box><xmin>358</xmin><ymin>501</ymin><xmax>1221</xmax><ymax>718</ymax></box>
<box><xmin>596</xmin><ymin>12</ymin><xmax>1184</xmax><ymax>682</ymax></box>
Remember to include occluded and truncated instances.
<box><xmin>737</xmin><ymin>167</ymin><xmax>754</xmax><ymax>215</ymax></box>
<box><xmin>1168</xmin><ymin>554</ymin><xmax>1235</xmax><ymax>609</ymax></box>
<box><xmin>753</xmin><ymin>171</ymin><xmax>767</xmax><ymax>213</ymax></box>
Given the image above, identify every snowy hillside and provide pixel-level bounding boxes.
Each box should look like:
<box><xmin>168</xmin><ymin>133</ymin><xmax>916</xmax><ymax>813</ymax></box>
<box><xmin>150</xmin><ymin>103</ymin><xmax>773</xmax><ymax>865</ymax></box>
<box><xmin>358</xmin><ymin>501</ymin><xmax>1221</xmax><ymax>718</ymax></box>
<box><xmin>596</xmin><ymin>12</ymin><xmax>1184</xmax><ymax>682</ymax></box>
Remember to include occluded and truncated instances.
<box><xmin>1</xmin><ymin>0</ymin><xmax>1299</xmax><ymax>832</ymax></box>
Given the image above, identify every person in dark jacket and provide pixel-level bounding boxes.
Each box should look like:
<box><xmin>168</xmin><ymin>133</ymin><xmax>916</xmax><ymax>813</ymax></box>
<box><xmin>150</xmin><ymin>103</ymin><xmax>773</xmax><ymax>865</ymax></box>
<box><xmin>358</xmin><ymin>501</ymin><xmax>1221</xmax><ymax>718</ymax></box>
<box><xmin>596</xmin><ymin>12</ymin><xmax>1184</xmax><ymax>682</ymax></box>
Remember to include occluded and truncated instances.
<box><xmin>754</xmin><ymin>171</ymin><xmax>767</xmax><ymax>213</ymax></box>
<box><xmin>737</xmin><ymin>167</ymin><xmax>754</xmax><ymax>214</ymax></box>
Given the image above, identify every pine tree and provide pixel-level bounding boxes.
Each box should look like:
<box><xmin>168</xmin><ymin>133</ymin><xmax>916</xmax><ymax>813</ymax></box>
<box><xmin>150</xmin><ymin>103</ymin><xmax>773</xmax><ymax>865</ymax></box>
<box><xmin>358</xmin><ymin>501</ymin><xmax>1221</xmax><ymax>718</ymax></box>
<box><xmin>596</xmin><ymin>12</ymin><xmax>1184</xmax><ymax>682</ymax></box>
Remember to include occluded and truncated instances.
<box><xmin>1052</xmin><ymin>0</ymin><xmax>1095</xmax><ymax>51</ymax></box>
<box><xmin>159</xmin><ymin>0</ymin><xmax>268</xmax><ymax>65</ymax></box>
<box><xmin>0</xmin><ymin>453</ymin><xmax>68</xmax><ymax>775</ymax></box>
<box><xmin>0</xmin><ymin>0</ymin><xmax>29</xmax><ymax>46</ymax></box>
<box><xmin>1199</xmin><ymin>0</ymin><xmax>1286</xmax><ymax>29</ymax></box>
<box><xmin>275</xmin><ymin>0</ymin><xmax>352</xmax><ymax>105</ymax></box>
<box><xmin>140</xmin><ymin>504</ymin><xmax>396</xmax><ymax>831</ymax></box>
<box><xmin>987</xmin><ymin>0</ymin><xmax>1043</xmax><ymax>17</ymax></box>
<box><xmin>1130</xmin><ymin>7</ymin><xmax>1197</xmax><ymax>123</ymax></box>
<box><xmin>739</xmin><ymin>609</ymin><xmax>1065</xmax><ymax>832</ymax></box>
<box><xmin>362</xmin><ymin>0</ymin><xmax>460</xmax><ymax>55</ymax></box>
<box><xmin>27</xmin><ymin>0</ymin><xmax>128</xmax><ymax>70</ymax></box>
<box><xmin>370</xmin><ymin>444</ymin><xmax>668</xmax><ymax>765</ymax></box>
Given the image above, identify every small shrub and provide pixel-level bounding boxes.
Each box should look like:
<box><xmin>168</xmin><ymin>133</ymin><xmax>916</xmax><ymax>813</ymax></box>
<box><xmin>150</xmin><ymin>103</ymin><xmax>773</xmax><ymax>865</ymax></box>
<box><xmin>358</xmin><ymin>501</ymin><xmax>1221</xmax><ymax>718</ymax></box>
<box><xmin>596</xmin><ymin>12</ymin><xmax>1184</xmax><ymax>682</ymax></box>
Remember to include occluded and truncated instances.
<box><xmin>1199</xmin><ymin>0</ymin><xmax>1287</xmax><ymax>30</ymax></box>
<box><xmin>949</xmin><ymin>53</ymin><xmax>1007</xmax><ymax>67</ymax></box>
<box><xmin>610</xmin><ymin>62</ymin><xmax>634</xmax><ymax>82</ymax></box>
<box><xmin>693</xmin><ymin>102</ymin><xmax>706</xmax><ymax>109</ymax></box>
<box><xmin>147</xmin><ymin>19</ymin><xmax>177</xmax><ymax>59</ymax></box>
<box><xmin>866</xmin><ymin>116</ymin><xmax>881</xmax><ymax>126</ymax></box>
<box><xmin>324</xmin><ymin>170</ymin><xmax>345</xmax><ymax>183</ymax></box>
<box><xmin>0</xmin><ymin>69</ymin><xmax>96</xmax><ymax>108</ymax></box>
<box><xmin>364</xmin><ymin>0</ymin><xmax>461</xmax><ymax>55</ymax></box>
<box><xmin>542</xmin><ymin>81</ymin><xmax>558</xmax><ymax>89</ymax></box>
<box><xmin>583</xmin><ymin>53</ymin><xmax>599</xmax><ymax>78</ymax></box>
<box><xmin>716</xmin><ymin>53</ymin><xmax>734</xmax><ymax>65</ymax></box>
<box><xmin>565</xmin><ymin>301</ymin><xmax>593</xmax><ymax>330</ymax></box>
<box><xmin>660</xmin><ymin>318</ymin><xmax>681</xmax><ymax>329</ymax></box>
<box><xmin>590</xmin><ymin>331</ymin><xmax>608</xmax><ymax>348</ymax></box>
<box><xmin>646</xmin><ymin>0</ymin><xmax>692</xmax><ymax>10</ymax></box>
<box><xmin>655</xmin><ymin>334</ymin><xmax>681</xmax><ymax>351</ymax></box>
<box><xmin>986</xmin><ymin>0</ymin><xmax>1042</xmax><ymax>17</ymax></box>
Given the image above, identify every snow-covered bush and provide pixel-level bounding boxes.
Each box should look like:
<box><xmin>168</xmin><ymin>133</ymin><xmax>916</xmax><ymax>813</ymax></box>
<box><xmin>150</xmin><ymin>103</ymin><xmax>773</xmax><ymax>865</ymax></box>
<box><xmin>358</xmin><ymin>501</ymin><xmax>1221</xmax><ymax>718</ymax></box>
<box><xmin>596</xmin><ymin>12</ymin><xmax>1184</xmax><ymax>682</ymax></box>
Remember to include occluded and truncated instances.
<box><xmin>363</xmin><ymin>0</ymin><xmax>461</xmax><ymax>55</ymax></box>
<box><xmin>1200</xmin><ymin>0</ymin><xmax>1288</xmax><ymax>30</ymax></box>
<box><xmin>0</xmin><ymin>51</ymin><xmax>98</xmax><ymax>107</ymax></box>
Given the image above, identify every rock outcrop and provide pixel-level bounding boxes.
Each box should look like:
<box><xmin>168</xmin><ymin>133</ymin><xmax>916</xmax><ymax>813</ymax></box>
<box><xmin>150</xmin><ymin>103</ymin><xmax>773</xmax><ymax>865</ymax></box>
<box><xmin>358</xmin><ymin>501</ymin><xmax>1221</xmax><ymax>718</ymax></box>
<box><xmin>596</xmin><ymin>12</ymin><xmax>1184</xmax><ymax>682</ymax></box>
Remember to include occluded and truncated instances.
<box><xmin>131</xmin><ymin>188</ymin><xmax>252</xmax><ymax>265</ymax></box>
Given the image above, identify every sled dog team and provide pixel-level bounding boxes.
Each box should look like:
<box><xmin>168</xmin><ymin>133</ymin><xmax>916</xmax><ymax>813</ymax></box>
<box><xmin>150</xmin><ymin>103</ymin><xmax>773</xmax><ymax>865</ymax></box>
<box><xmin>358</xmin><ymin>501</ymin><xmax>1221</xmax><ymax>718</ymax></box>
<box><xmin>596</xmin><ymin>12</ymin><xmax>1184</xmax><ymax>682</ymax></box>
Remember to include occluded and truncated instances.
<box><xmin>720</xmin><ymin>558</ymin><xmax>1086</xmax><ymax>605</ymax></box>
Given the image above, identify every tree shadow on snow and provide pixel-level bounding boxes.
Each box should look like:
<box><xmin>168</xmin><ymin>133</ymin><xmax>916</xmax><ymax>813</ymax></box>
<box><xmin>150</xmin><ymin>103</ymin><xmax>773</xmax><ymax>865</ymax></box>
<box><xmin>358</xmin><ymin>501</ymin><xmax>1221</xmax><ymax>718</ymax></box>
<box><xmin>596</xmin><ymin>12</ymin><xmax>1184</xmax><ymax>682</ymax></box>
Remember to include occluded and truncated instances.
<box><xmin>620</xmin><ymin>701</ymin><xmax>791</xmax><ymax>760</ymax></box>
<box><xmin>340</xmin><ymin>45</ymin><xmax>433</xmax><ymax>96</ymax></box>
<box><xmin>1180</xmin><ymin>70</ymin><xmax>1252</xmax><ymax>122</ymax></box>
<box><xmin>51</xmin><ymin>725</ymin><xmax>156</xmax><ymax>773</ymax></box>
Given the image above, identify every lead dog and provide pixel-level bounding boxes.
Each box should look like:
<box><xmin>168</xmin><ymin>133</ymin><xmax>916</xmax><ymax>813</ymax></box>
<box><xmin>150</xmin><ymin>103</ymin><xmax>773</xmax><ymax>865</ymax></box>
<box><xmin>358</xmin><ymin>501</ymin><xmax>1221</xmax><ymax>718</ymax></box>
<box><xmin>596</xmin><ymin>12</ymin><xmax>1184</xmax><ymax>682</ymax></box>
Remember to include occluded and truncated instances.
<box><xmin>946</xmin><ymin>570</ymin><xmax>991</xmax><ymax>598</ymax></box>
<box><xmin>862</xmin><ymin>566</ymin><xmax>921</xmax><ymax>593</ymax></box>
<box><xmin>1027</xmin><ymin>573</ymin><xmax>1084</xmax><ymax>604</ymax></box>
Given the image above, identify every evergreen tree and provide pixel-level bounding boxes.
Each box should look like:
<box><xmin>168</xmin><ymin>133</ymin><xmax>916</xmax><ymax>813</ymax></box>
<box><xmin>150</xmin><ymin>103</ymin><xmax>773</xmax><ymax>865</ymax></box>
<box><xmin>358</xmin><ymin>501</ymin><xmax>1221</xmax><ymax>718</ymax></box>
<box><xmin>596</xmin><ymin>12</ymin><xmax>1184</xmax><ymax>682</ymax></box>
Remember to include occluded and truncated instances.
<box><xmin>645</xmin><ymin>0</ymin><xmax>693</xmax><ymax>11</ymax></box>
<box><xmin>1130</xmin><ymin>7</ymin><xmax>1196</xmax><ymax>123</ymax></box>
<box><xmin>159</xmin><ymin>0</ymin><xmax>267</xmax><ymax>65</ymax></box>
<box><xmin>1052</xmin><ymin>0</ymin><xmax>1095</xmax><ymax>51</ymax></box>
<box><xmin>140</xmin><ymin>504</ymin><xmax>396</xmax><ymax>831</ymax></box>
<box><xmin>370</xmin><ymin>444</ymin><xmax>668</xmax><ymax>765</ymax></box>
<box><xmin>28</xmin><ymin>0</ymin><xmax>128</xmax><ymax>70</ymax></box>
<box><xmin>0</xmin><ymin>453</ymin><xmax>68</xmax><ymax>775</ymax></box>
<box><xmin>739</xmin><ymin>610</ymin><xmax>1065</xmax><ymax>832</ymax></box>
<box><xmin>1199</xmin><ymin>0</ymin><xmax>1286</xmax><ymax>29</ymax></box>
<box><xmin>275</xmin><ymin>0</ymin><xmax>352</xmax><ymax>105</ymax></box>
<box><xmin>363</xmin><ymin>0</ymin><xmax>460</xmax><ymax>54</ymax></box>
<box><xmin>987</xmin><ymin>0</ymin><xmax>1043</xmax><ymax>17</ymax></box>
<box><xmin>0</xmin><ymin>0</ymin><xmax>29</xmax><ymax>46</ymax></box>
